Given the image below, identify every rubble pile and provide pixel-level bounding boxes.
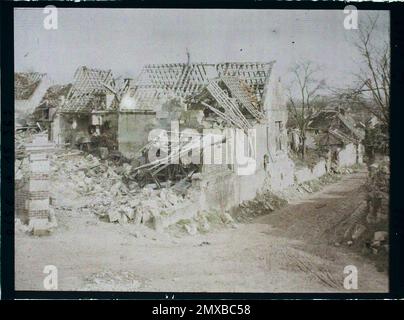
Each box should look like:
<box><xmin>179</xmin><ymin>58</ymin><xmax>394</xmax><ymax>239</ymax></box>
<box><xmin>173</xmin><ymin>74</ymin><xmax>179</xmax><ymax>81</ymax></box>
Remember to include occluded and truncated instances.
<box><xmin>51</xmin><ymin>152</ymin><xmax>194</xmax><ymax>226</ymax></box>
<box><xmin>170</xmin><ymin>209</ymin><xmax>236</xmax><ymax>235</ymax></box>
<box><xmin>295</xmin><ymin>172</ymin><xmax>341</xmax><ymax>194</ymax></box>
<box><xmin>235</xmin><ymin>192</ymin><xmax>288</xmax><ymax>222</ymax></box>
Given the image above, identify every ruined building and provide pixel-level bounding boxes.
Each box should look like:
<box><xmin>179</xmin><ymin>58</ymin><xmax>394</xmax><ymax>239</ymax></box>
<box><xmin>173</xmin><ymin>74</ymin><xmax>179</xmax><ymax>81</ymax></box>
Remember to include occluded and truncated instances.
<box><xmin>14</xmin><ymin>62</ymin><xmax>369</xmax><ymax>232</ymax></box>
<box><xmin>56</xmin><ymin>66</ymin><xmax>130</xmax><ymax>150</ymax></box>
<box><xmin>117</xmin><ymin>61</ymin><xmax>295</xmax><ymax>216</ymax></box>
<box><xmin>33</xmin><ymin>83</ymin><xmax>72</xmax><ymax>140</ymax></box>
<box><xmin>306</xmin><ymin>108</ymin><xmax>365</xmax><ymax>167</ymax></box>
<box><xmin>15</xmin><ymin>72</ymin><xmax>53</xmax><ymax>129</ymax></box>
<box><xmin>16</xmin><ymin>62</ymin><xmax>306</xmax><ymax>229</ymax></box>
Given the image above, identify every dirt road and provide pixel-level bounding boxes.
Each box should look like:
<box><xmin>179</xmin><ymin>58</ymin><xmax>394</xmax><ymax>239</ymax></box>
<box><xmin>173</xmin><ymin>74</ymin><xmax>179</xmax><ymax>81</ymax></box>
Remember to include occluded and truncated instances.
<box><xmin>15</xmin><ymin>170</ymin><xmax>388</xmax><ymax>292</ymax></box>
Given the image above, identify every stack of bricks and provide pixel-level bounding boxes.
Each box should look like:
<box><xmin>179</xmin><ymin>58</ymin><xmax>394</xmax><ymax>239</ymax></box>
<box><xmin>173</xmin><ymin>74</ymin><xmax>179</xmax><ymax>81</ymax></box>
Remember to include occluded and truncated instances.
<box><xmin>24</xmin><ymin>134</ymin><xmax>54</xmax><ymax>233</ymax></box>
<box><xmin>15</xmin><ymin>174</ymin><xmax>28</xmax><ymax>223</ymax></box>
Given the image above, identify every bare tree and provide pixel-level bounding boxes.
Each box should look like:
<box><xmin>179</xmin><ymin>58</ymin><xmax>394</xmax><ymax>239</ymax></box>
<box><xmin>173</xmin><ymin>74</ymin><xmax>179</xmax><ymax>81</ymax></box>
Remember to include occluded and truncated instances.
<box><xmin>352</xmin><ymin>14</ymin><xmax>390</xmax><ymax>127</ymax></box>
<box><xmin>288</xmin><ymin>61</ymin><xmax>326</xmax><ymax>159</ymax></box>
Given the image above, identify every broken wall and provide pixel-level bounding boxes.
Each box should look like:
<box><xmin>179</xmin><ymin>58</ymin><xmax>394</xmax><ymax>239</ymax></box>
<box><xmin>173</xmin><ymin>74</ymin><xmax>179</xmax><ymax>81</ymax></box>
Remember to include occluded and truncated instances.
<box><xmin>118</xmin><ymin>110</ymin><xmax>157</xmax><ymax>158</ymax></box>
<box><xmin>15</xmin><ymin>75</ymin><xmax>54</xmax><ymax>125</ymax></box>
<box><xmin>177</xmin><ymin>122</ymin><xmax>271</xmax><ymax>215</ymax></box>
<box><xmin>195</xmin><ymin>169</ymin><xmax>267</xmax><ymax>214</ymax></box>
<box><xmin>338</xmin><ymin>142</ymin><xmax>362</xmax><ymax>167</ymax></box>
<box><xmin>294</xmin><ymin>159</ymin><xmax>327</xmax><ymax>184</ymax></box>
<box><xmin>198</xmin><ymin>170</ymin><xmax>238</xmax><ymax>212</ymax></box>
<box><xmin>266</xmin><ymin>155</ymin><xmax>295</xmax><ymax>191</ymax></box>
<box><xmin>261</xmin><ymin>69</ymin><xmax>295</xmax><ymax>191</ymax></box>
<box><xmin>153</xmin><ymin>163</ymin><xmax>270</xmax><ymax>229</ymax></box>
<box><xmin>94</xmin><ymin>112</ymin><xmax>119</xmax><ymax>149</ymax></box>
<box><xmin>59</xmin><ymin>114</ymin><xmax>90</xmax><ymax>147</ymax></box>
<box><xmin>57</xmin><ymin>111</ymin><xmax>119</xmax><ymax>148</ymax></box>
<box><xmin>194</xmin><ymin>124</ymin><xmax>279</xmax><ymax>213</ymax></box>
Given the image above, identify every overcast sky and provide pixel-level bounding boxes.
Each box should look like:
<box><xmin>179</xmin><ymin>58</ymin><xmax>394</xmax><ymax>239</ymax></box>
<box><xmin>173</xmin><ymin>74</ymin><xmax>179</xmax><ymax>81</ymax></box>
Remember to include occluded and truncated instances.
<box><xmin>14</xmin><ymin>8</ymin><xmax>389</xmax><ymax>91</ymax></box>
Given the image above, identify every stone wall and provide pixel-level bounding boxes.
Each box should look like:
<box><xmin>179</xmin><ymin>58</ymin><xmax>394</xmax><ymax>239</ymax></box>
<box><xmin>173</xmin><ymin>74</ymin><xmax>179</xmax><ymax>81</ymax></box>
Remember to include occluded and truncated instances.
<box><xmin>154</xmin><ymin>164</ymin><xmax>283</xmax><ymax>229</ymax></box>
<box><xmin>267</xmin><ymin>154</ymin><xmax>295</xmax><ymax>191</ymax></box>
<box><xmin>194</xmin><ymin>168</ymin><xmax>267</xmax><ymax>214</ymax></box>
<box><xmin>198</xmin><ymin>170</ymin><xmax>238</xmax><ymax>212</ymax></box>
<box><xmin>193</xmin><ymin>120</ymin><xmax>288</xmax><ymax>211</ymax></box>
<box><xmin>292</xmin><ymin>142</ymin><xmax>363</xmax><ymax>185</ymax></box>
<box><xmin>338</xmin><ymin>142</ymin><xmax>362</xmax><ymax>167</ymax></box>
<box><xmin>294</xmin><ymin>159</ymin><xmax>327</xmax><ymax>184</ymax></box>
<box><xmin>260</xmin><ymin>68</ymin><xmax>295</xmax><ymax>192</ymax></box>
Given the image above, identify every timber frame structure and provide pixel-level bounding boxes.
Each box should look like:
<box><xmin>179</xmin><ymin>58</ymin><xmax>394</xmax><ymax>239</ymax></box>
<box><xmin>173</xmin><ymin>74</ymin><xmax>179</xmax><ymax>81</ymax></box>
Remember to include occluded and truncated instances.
<box><xmin>15</xmin><ymin>72</ymin><xmax>46</xmax><ymax>100</ymax></box>
<box><xmin>130</xmin><ymin>61</ymin><xmax>275</xmax><ymax>110</ymax></box>
<box><xmin>61</xmin><ymin>66</ymin><xmax>131</xmax><ymax>113</ymax></box>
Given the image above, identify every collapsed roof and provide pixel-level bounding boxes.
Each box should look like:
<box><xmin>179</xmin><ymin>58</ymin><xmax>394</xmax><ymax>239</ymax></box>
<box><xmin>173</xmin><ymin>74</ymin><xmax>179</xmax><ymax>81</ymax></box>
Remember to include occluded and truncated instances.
<box><xmin>192</xmin><ymin>75</ymin><xmax>267</xmax><ymax>131</ymax></box>
<box><xmin>38</xmin><ymin>84</ymin><xmax>72</xmax><ymax>108</ymax></box>
<box><xmin>308</xmin><ymin>109</ymin><xmax>365</xmax><ymax>145</ymax></box>
<box><xmin>61</xmin><ymin>66</ymin><xmax>130</xmax><ymax>113</ymax></box>
<box><xmin>15</xmin><ymin>72</ymin><xmax>46</xmax><ymax>100</ymax></box>
<box><xmin>33</xmin><ymin>84</ymin><xmax>73</xmax><ymax>122</ymax></box>
<box><xmin>130</xmin><ymin>62</ymin><xmax>275</xmax><ymax>110</ymax></box>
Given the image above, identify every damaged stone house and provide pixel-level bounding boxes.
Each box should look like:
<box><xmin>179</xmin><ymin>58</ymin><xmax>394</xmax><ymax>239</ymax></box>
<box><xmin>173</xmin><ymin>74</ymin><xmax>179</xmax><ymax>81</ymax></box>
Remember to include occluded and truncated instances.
<box><xmin>32</xmin><ymin>83</ymin><xmax>72</xmax><ymax>140</ymax></box>
<box><xmin>15</xmin><ymin>72</ymin><xmax>54</xmax><ymax>129</ymax></box>
<box><xmin>305</xmin><ymin>108</ymin><xmax>365</xmax><ymax>167</ymax></box>
<box><xmin>16</xmin><ymin>62</ymin><xmax>367</xmax><ymax>232</ymax></box>
<box><xmin>14</xmin><ymin>61</ymin><xmax>304</xmax><ymax>232</ymax></box>
<box><xmin>114</xmin><ymin>61</ymin><xmax>295</xmax><ymax>225</ymax></box>
<box><xmin>55</xmin><ymin>66</ymin><xmax>130</xmax><ymax>150</ymax></box>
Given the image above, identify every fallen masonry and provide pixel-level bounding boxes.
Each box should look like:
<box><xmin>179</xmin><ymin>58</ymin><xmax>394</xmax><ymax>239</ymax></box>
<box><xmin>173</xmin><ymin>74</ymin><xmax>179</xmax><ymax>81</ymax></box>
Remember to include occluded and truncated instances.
<box><xmin>14</xmin><ymin>61</ymin><xmax>369</xmax><ymax>235</ymax></box>
<box><xmin>49</xmin><ymin>151</ymin><xmax>199</xmax><ymax>229</ymax></box>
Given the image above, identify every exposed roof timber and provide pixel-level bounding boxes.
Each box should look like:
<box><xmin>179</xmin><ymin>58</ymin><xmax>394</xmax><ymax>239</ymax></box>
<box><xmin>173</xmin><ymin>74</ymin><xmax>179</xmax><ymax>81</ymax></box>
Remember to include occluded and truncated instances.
<box><xmin>15</xmin><ymin>72</ymin><xmax>47</xmax><ymax>100</ymax></box>
<box><xmin>308</xmin><ymin>109</ymin><xmax>364</xmax><ymax>142</ymax></box>
<box><xmin>201</xmin><ymin>101</ymin><xmax>244</xmax><ymax>130</ymax></box>
<box><xmin>132</xmin><ymin>61</ymin><xmax>275</xmax><ymax>108</ymax></box>
<box><xmin>15</xmin><ymin>72</ymin><xmax>46</xmax><ymax>87</ymax></box>
<box><xmin>62</xmin><ymin>66</ymin><xmax>130</xmax><ymax>113</ymax></box>
<box><xmin>328</xmin><ymin>129</ymin><xmax>357</xmax><ymax>144</ymax></box>
<box><xmin>205</xmin><ymin>81</ymin><xmax>252</xmax><ymax>132</ymax></box>
<box><xmin>220</xmin><ymin>76</ymin><xmax>265</xmax><ymax>121</ymax></box>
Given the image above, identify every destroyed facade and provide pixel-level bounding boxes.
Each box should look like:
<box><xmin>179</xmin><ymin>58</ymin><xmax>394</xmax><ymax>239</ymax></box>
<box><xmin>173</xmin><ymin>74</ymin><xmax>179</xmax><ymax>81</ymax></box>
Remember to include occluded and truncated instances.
<box><xmin>15</xmin><ymin>72</ymin><xmax>53</xmax><ymax>130</ymax></box>
<box><xmin>15</xmin><ymin>61</ymin><xmax>365</xmax><ymax>230</ymax></box>
<box><xmin>56</xmin><ymin>66</ymin><xmax>131</xmax><ymax>153</ymax></box>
